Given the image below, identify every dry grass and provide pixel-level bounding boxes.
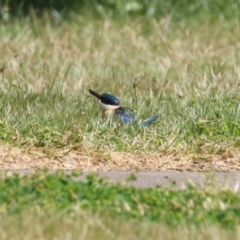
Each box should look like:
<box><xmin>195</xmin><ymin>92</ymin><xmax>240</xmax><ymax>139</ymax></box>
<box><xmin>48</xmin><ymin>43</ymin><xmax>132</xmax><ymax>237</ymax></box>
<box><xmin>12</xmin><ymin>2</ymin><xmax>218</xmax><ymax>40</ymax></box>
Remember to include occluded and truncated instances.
<box><xmin>1</xmin><ymin>211</ymin><xmax>240</xmax><ymax>240</ymax></box>
<box><xmin>1</xmin><ymin>17</ymin><xmax>240</xmax><ymax>96</ymax></box>
<box><xmin>0</xmin><ymin>144</ymin><xmax>240</xmax><ymax>171</ymax></box>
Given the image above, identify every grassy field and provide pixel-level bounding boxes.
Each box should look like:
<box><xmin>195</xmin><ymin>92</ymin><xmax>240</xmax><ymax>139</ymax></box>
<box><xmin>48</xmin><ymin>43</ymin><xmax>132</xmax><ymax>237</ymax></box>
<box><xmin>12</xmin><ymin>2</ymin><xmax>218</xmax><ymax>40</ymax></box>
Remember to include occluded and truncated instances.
<box><xmin>1</xmin><ymin>2</ymin><xmax>240</xmax><ymax>238</ymax></box>
<box><xmin>1</xmin><ymin>13</ymin><xmax>240</xmax><ymax>170</ymax></box>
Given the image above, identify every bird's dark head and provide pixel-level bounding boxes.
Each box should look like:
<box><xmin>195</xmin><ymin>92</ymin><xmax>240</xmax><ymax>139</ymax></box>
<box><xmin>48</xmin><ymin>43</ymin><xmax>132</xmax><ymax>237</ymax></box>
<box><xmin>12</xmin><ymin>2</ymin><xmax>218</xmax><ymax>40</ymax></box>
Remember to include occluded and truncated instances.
<box><xmin>99</xmin><ymin>93</ymin><xmax>120</xmax><ymax>106</ymax></box>
<box><xmin>89</xmin><ymin>89</ymin><xmax>120</xmax><ymax>110</ymax></box>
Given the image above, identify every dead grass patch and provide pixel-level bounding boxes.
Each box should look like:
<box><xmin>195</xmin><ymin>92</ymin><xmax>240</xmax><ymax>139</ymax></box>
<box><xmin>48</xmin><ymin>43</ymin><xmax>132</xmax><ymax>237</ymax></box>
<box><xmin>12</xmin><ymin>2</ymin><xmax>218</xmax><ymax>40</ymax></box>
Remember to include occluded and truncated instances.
<box><xmin>0</xmin><ymin>144</ymin><xmax>239</xmax><ymax>172</ymax></box>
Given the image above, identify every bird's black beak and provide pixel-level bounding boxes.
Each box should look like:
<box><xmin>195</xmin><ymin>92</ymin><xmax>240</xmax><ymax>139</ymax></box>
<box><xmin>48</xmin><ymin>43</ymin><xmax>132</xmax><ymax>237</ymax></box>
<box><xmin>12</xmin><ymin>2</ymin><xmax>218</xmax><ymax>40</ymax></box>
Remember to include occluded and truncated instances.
<box><xmin>89</xmin><ymin>89</ymin><xmax>101</xmax><ymax>100</ymax></box>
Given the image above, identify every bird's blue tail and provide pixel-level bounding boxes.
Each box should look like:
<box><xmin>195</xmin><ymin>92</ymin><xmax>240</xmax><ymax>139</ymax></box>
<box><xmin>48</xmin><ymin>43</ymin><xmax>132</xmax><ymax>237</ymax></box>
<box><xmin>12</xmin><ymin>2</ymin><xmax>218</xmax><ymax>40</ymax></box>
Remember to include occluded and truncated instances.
<box><xmin>138</xmin><ymin>116</ymin><xmax>158</xmax><ymax>127</ymax></box>
<box><xmin>113</xmin><ymin>107</ymin><xmax>158</xmax><ymax>127</ymax></box>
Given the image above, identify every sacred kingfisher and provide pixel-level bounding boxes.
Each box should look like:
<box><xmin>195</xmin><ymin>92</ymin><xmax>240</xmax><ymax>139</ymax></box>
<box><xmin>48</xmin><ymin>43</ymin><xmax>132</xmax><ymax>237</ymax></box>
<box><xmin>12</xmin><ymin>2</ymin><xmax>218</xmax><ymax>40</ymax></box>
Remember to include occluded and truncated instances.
<box><xmin>89</xmin><ymin>89</ymin><xmax>158</xmax><ymax>127</ymax></box>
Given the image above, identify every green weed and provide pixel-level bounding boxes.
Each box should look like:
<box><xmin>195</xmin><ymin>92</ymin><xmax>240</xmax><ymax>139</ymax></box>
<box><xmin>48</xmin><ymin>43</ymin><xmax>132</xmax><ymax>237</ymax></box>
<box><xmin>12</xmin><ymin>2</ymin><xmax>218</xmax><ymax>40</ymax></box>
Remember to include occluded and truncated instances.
<box><xmin>0</xmin><ymin>171</ymin><xmax>240</xmax><ymax>228</ymax></box>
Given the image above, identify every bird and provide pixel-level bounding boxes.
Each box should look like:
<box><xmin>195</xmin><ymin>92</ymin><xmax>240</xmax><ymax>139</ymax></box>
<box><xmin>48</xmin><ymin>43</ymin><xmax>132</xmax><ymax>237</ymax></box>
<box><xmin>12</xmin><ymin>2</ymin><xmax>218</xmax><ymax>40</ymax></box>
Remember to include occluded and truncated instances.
<box><xmin>88</xmin><ymin>89</ymin><xmax>158</xmax><ymax>127</ymax></box>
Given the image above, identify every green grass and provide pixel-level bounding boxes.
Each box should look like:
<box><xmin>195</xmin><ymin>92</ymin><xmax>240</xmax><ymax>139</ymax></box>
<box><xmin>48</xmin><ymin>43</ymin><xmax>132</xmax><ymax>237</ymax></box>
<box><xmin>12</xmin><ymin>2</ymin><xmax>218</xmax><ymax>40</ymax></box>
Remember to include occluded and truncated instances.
<box><xmin>0</xmin><ymin>16</ymin><xmax>240</xmax><ymax>156</ymax></box>
<box><xmin>0</xmin><ymin>92</ymin><xmax>239</xmax><ymax>154</ymax></box>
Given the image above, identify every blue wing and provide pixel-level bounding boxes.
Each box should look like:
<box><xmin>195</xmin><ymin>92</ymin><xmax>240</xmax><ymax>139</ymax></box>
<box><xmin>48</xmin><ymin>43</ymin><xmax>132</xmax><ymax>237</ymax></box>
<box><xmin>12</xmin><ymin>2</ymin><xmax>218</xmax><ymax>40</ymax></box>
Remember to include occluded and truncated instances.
<box><xmin>114</xmin><ymin>107</ymin><xmax>158</xmax><ymax>126</ymax></box>
<box><xmin>138</xmin><ymin>116</ymin><xmax>158</xmax><ymax>127</ymax></box>
<box><xmin>114</xmin><ymin>107</ymin><xmax>135</xmax><ymax>124</ymax></box>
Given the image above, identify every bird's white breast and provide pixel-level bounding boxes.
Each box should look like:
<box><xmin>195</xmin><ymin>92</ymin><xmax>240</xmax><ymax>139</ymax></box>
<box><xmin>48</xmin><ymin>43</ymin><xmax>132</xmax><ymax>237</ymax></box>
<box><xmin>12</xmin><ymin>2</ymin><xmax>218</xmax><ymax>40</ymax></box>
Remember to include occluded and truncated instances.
<box><xmin>98</xmin><ymin>100</ymin><xmax>119</xmax><ymax>118</ymax></box>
